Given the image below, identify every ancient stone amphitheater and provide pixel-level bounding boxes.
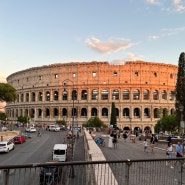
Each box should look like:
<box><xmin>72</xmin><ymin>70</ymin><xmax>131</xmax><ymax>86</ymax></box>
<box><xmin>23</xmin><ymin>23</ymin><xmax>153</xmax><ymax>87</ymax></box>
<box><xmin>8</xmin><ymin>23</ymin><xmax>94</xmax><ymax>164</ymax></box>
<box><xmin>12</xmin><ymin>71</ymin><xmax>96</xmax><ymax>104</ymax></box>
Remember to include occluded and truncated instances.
<box><xmin>6</xmin><ymin>61</ymin><xmax>177</xmax><ymax>133</ymax></box>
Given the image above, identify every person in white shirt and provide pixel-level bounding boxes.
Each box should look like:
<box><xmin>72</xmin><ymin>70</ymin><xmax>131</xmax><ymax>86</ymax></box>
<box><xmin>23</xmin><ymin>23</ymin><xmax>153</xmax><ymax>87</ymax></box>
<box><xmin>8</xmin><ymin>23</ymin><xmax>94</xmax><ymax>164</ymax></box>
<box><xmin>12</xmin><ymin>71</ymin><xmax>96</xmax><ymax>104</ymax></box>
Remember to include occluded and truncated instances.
<box><xmin>143</xmin><ymin>139</ymin><xmax>148</xmax><ymax>152</ymax></box>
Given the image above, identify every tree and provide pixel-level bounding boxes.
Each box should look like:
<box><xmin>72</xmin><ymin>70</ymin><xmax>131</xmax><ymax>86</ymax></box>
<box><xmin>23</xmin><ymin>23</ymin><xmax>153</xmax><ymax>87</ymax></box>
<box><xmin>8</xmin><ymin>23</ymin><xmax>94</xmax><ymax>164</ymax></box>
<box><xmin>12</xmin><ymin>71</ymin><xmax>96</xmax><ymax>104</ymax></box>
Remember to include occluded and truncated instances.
<box><xmin>86</xmin><ymin>117</ymin><xmax>107</xmax><ymax>128</ymax></box>
<box><xmin>0</xmin><ymin>113</ymin><xmax>7</xmax><ymax>121</ymax></box>
<box><xmin>175</xmin><ymin>52</ymin><xmax>185</xmax><ymax>130</ymax></box>
<box><xmin>154</xmin><ymin>115</ymin><xmax>178</xmax><ymax>133</ymax></box>
<box><xmin>17</xmin><ymin>115</ymin><xmax>29</xmax><ymax>126</ymax></box>
<box><xmin>0</xmin><ymin>83</ymin><xmax>17</xmax><ymax>102</ymax></box>
<box><xmin>56</xmin><ymin>120</ymin><xmax>67</xmax><ymax>126</ymax></box>
<box><xmin>110</xmin><ymin>102</ymin><xmax>117</xmax><ymax>129</ymax></box>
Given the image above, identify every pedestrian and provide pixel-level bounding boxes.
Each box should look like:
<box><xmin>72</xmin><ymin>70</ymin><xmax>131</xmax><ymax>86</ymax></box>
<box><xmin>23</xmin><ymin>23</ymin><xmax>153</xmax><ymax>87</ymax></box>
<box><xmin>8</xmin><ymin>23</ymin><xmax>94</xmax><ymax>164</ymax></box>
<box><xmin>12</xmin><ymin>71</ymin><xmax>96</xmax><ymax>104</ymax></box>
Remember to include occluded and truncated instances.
<box><xmin>143</xmin><ymin>139</ymin><xmax>148</xmax><ymax>152</ymax></box>
<box><xmin>123</xmin><ymin>132</ymin><xmax>127</xmax><ymax>142</ymax></box>
<box><xmin>150</xmin><ymin>134</ymin><xmax>155</xmax><ymax>153</ymax></box>
<box><xmin>176</xmin><ymin>141</ymin><xmax>183</xmax><ymax>157</ymax></box>
<box><xmin>112</xmin><ymin>130</ymin><xmax>118</xmax><ymax>148</ymax></box>
<box><xmin>166</xmin><ymin>142</ymin><xmax>174</xmax><ymax>168</ymax></box>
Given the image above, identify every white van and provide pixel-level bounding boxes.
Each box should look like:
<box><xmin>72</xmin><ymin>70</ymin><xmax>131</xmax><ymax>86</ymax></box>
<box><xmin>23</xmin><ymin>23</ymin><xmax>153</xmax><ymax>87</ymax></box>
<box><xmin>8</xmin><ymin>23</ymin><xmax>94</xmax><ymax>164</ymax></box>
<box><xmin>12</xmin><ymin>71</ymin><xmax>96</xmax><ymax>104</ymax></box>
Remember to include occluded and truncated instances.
<box><xmin>52</xmin><ymin>144</ymin><xmax>68</xmax><ymax>162</ymax></box>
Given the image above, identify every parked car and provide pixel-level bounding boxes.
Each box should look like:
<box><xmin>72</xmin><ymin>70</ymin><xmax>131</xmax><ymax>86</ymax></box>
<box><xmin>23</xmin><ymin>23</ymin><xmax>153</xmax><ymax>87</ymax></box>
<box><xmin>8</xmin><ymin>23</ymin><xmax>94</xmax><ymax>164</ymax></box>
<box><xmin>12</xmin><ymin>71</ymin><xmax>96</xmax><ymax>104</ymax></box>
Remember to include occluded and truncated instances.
<box><xmin>13</xmin><ymin>135</ymin><xmax>26</xmax><ymax>144</ymax></box>
<box><xmin>25</xmin><ymin>127</ymin><xmax>36</xmax><ymax>133</ymax></box>
<box><xmin>0</xmin><ymin>140</ymin><xmax>15</xmax><ymax>153</ymax></box>
<box><xmin>48</xmin><ymin>125</ymin><xmax>60</xmax><ymax>132</ymax></box>
<box><xmin>40</xmin><ymin>164</ymin><xmax>62</xmax><ymax>185</ymax></box>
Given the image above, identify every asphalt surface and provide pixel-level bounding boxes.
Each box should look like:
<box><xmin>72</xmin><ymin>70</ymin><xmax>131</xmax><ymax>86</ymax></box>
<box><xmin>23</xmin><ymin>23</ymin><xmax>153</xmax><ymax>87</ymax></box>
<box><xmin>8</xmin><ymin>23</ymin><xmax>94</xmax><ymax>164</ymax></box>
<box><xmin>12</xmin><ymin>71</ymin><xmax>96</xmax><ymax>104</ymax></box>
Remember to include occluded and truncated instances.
<box><xmin>73</xmin><ymin>131</ymin><xmax>168</xmax><ymax>162</ymax></box>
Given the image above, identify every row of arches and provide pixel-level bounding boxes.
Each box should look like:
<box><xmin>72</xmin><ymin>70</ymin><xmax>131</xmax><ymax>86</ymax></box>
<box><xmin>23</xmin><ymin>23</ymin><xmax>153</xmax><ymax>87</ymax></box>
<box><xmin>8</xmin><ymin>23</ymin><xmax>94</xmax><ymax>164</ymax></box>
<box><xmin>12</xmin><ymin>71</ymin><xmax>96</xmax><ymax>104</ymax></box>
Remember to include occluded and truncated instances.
<box><xmin>11</xmin><ymin>107</ymin><xmax>175</xmax><ymax>119</ymax></box>
<box><xmin>17</xmin><ymin>88</ymin><xmax>175</xmax><ymax>103</ymax></box>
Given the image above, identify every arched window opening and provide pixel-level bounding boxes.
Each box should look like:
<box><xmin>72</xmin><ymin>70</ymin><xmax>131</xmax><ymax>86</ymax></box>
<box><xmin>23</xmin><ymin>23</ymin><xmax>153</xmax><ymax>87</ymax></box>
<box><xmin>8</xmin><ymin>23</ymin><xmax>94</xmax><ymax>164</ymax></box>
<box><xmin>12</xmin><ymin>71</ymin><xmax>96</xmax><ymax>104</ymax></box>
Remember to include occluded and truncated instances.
<box><xmin>143</xmin><ymin>90</ymin><xmax>149</xmax><ymax>100</ymax></box>
<box><xmin>123</xmin><ymin>90</ymin><xmax>129</xmax><ymax>100</ymax></box>
<box><xmin>123</xmin><ymin>108</ymin><xmax>129</xmax><ymax>117</ymax></box>
<box><xmin>112</xmin><ymin>90</ymin><xmax>119</xmax><ymax>100</ymax></box>
<box><xmin>39</xmin><ymin>92</ymin><xmax>43</xmax><ymax>101</ymax></box>
<box><xmin>81</xmin><ymin>108</ymin><xmax>87</xmax><ymax>116</ymax></box>
<box><xmin>81</xmin><ymin>90</ymin><xmax>87</xmax><ymax>100</ymax></box>
<box><xmin>46</xmin><ymin>108</ymin><xmax>50</xmax><ymax>117</ymax></box>
<box><xmin>91</xmin><ymin>89</ymin><xmax>98</xmax><ymax>100</ymax></box>
<box><xmin>26</xmin><ymin>93</ymin><xmax>29</xmax><ymax>102</ymax></box>
<box><xmin>144</xmin><ymin>108</ymin><xmax>150</xmax><ymax>118</ymax></box>
<box><xmin>134</xmin><ymin>108</ymin><xmax>140</xmax><ymax>118</ymax></box>
<box><xmin>31</xmin><ymin>92</ymin><xmax>35</xmax><ymax>102</ymax></box>
<box><xmin>102</xmin><ymin>108</ymin><xmax>108</xmax><ymax>117</ymax></box>
<box><xmin>72</xmin><ymin>90</ymin><xmax>77</xmax><ymax>100</ymax></box>
<box><xmin>46</xmin><ymin>91</ymin><xmax>50</xmax><ymax>101</ymax></box>
<box><xmin>63</xmin><ymin>89</ymin><xmax>68</xmax><ymax>100</ymax></box>
<box><xmin>91</xmin><ymin>108</ymin><xmax>98</xmax><ymax>117</ymax></box>
<box><xmin>62</xmin><ymin>108</ymin><xmax>67</xmax><ymax>117</ymax></box>
<box><xmin>54</xmin><ymin>91</ymin><xmax>58</xmax><ymax>101</ymax></box>
<box><xmin>153</xmin><ymin>90</ymin><xmax>158</xmax><ymax>100</ymax></box>
<box><xmin>161</xmin><ymin>90</ymin><xmax>167</xmax><ymax>100</ymax></box>
<box><xmin>54</xmin><ymin>108</ymin><xmax>58</xmax><ymax>117</ymax></box>
<box><xmin>133</xmin><ymin>89</ymin><xmax>140</xmax><ymax>100</ymax></box>
<box><xmin>72</xmin><ymin>108</ymin><xmax>77</xmax><ymax>117</ymax></box>
<box><xmin>101</xmin><ymin>90</ymin><xmax>109</xmax><ymax>100</ymax></box>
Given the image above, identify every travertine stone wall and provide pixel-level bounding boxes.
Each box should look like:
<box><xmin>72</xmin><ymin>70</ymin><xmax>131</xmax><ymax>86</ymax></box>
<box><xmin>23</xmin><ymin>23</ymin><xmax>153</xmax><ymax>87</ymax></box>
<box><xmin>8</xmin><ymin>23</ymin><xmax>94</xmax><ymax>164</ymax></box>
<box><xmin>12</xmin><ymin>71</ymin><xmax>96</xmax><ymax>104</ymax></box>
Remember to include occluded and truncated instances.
<box><xmin>6</xmin><ymin>61</ymin><xmax>177</xmax><ymax>133</ymax></box>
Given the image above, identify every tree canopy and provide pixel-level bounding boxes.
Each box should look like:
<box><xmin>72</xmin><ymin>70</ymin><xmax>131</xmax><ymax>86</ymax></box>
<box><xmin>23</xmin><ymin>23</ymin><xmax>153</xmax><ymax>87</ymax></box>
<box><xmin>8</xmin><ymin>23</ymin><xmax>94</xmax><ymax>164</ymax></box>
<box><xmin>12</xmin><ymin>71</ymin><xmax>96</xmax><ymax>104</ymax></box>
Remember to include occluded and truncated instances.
<box><xmin>175</xmin><ymin>52</ymin><xmax>185</xmax><ymax>129</ymax></box>
<box><xmin>154</xmin><ymin>115</ymin><xmax>178</xmax><ymax>133</ymax></box>
<box><xmin>85</xmin><ymin>117</ymin><xmax>107</xmax><ymax>128</ymax></box>
<box><xmin>110</xmin><ymin>102</ymin><xmax>117</xmax><ymax>129</ymax></box>
<box><xmin>0</xmin><ymin>83</ymin><xmax>17</xmax><ymax>102</ymax></box>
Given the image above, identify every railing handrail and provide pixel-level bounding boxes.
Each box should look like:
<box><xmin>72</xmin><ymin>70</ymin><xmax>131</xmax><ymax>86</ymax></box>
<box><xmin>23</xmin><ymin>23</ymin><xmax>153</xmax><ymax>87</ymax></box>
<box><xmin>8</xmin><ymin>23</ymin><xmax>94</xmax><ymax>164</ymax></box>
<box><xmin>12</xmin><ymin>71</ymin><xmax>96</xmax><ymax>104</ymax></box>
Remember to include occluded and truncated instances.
<box><xmin>1</xmin><ymin>157</ymin><xmax>185</xmax><ymax>169</ymax></box>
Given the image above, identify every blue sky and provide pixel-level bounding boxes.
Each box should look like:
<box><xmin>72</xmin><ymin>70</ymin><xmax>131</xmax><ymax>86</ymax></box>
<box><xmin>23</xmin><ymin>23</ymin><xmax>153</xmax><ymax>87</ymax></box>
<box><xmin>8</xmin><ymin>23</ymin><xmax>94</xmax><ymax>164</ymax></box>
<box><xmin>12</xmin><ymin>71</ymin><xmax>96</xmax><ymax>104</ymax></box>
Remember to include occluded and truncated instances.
<box><xmin>0</xmin><ymin>0</ymin><xmax>185</xmax><ymax>81</ymax></box>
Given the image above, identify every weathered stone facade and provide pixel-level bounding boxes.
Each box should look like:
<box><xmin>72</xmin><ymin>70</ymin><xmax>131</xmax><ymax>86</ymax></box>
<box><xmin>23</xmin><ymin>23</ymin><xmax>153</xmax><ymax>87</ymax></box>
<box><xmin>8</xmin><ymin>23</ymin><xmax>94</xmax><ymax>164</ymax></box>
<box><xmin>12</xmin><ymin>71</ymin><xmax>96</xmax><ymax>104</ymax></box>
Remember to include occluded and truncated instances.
<box><xmin>6</xmin><ymin>61</ymin><xmax>177</xmax><ymax>133</ymax></box>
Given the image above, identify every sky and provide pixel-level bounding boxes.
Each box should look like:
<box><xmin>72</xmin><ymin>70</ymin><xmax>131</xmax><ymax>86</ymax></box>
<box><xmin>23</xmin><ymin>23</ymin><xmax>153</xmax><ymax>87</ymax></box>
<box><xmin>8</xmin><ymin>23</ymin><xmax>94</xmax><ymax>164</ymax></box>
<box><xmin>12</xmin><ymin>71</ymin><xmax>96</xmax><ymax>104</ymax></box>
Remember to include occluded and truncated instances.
<box><xmin>0</xmin><ymin>0</ymin><xmax>185</xmax><ymax>82</ymax></box>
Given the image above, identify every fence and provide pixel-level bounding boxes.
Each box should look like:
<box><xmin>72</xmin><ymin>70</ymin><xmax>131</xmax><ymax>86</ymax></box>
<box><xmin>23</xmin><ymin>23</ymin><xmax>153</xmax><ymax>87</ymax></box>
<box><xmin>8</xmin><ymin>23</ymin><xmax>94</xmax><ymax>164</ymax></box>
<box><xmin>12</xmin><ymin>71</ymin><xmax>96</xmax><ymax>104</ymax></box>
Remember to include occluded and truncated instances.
<box><xmin>0</xmin><ymin>158</ymin><xmax>185</xmax><ymax>185</ymax></box>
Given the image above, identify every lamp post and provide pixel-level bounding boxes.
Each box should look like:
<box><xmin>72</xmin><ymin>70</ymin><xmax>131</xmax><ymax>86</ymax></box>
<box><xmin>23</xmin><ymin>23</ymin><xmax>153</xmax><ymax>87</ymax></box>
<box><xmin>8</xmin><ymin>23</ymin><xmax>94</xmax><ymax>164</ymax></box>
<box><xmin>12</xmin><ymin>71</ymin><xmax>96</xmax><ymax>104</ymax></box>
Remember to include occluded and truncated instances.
<box><xmin>129</xmin><ymin>117</ymin><xmax>132</xmax><ymax>134</ymax></box>
<box><xmin>179</xmin><ymin>104</ymin><xmax>184</xmax><ymax>152</ymax></box>
<box><xmin>63</xmin><ymin>79</ymin><xmax>75</xmax><ymax>158</ymax></box>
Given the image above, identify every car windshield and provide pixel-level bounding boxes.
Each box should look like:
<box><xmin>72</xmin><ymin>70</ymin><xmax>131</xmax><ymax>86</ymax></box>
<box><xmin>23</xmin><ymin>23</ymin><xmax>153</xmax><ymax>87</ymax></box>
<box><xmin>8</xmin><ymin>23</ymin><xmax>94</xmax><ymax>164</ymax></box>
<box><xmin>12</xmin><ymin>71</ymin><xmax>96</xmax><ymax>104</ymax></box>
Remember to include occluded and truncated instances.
<box><xmin>0</xmin><ymin>144</ymin><xmax>6</xmax><ymax>146</ymax></box>
<box><xmin>14</xmin><ymin>138</ymin><xmax>19</xmax><ymax>140</ymax></box>
<box><xmin>54</xmin><ymin>149</ymin><xmax>65</xmax><ymax>155</ymax></box>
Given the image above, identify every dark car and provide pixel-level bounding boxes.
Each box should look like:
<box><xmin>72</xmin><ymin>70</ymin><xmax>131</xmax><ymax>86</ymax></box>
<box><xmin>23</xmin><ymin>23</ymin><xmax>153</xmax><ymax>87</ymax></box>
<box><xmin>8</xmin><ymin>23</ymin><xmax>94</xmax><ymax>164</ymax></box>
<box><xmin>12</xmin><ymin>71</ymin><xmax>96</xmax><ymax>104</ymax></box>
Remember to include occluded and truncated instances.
<box><xmin>40</xmin><ymin>165</ymin><xmax>62</xmax><ymax>185</ymax></box>
<box><xmin>13</xmin><ymin>135</ymin><xmax>26</xmax><ymax>144</ymax></box>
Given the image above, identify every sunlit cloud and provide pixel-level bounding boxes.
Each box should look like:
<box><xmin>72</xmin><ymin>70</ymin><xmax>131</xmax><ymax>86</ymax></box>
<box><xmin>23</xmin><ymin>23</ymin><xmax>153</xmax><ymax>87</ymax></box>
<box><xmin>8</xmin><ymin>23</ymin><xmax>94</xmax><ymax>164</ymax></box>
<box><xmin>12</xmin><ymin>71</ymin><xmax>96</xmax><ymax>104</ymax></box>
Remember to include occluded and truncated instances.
<box><xmin>148</xmin><ymin>35</ymin><xmax>160</xmax><ymax>40</ymax></box>
<box><xmin>145</xmin><ymin>0</ymin><xmax>185</xmax><ymax>12</ymax></box>
<box><xmin>126</xmin><ymin>52</ymin><xmax>144</xmax><ymax>61</ymax></box>
<box><xmin>145</xmin><ymin>0</ymin><xmax>160</xmax><ymax>5</ymax></box>
<box><xmin>85</xmin><ymin>36</ymin><xmax>134</xmax><ymax>54</ymax></box>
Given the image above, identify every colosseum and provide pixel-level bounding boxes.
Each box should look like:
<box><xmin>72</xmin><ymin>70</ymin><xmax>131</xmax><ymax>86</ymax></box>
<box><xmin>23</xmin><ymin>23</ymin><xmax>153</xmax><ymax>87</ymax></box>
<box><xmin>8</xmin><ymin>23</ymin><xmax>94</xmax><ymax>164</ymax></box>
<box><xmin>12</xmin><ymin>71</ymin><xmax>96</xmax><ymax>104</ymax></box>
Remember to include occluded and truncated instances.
<box><xmin>6</xmin><ymin>60</ymin><xmax>177</xmax><ymax>133</ymax></box>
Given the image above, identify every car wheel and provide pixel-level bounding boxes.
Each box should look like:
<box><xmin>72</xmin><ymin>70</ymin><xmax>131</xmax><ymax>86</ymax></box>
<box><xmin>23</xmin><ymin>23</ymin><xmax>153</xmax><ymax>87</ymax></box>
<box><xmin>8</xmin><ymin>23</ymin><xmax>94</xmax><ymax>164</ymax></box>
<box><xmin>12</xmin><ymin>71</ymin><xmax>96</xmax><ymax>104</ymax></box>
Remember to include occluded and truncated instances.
<box><xmin>12</xmin><ymin>146</ymin><xmax>15</xmax><ymax>150</ymax></box>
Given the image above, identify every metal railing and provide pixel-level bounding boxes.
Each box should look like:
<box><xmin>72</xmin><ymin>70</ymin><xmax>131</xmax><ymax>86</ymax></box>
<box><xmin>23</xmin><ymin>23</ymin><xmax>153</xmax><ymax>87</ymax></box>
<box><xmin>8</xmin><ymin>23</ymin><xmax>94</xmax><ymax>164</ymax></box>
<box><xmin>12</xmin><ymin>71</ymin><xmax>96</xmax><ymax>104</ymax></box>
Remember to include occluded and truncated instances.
<box><xmin>0</xmin><ymin>158</ymin><xmax>185</xmax><ymax>185</ymax></box>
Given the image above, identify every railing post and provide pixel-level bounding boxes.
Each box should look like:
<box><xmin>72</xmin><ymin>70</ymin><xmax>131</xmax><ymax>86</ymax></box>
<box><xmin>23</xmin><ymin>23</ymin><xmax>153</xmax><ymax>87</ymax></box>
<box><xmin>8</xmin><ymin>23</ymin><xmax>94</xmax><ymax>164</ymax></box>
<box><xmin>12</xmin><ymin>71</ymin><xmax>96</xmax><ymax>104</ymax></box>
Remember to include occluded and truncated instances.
<box><xmin>2</xmin><ymin>169</ymin><xmax>9</xmax><ymax>185</ymax></box>
<box><xmin>124</xmin><ymin>160</ymin><xmax>131</xmax><ymax>185</ymax></box>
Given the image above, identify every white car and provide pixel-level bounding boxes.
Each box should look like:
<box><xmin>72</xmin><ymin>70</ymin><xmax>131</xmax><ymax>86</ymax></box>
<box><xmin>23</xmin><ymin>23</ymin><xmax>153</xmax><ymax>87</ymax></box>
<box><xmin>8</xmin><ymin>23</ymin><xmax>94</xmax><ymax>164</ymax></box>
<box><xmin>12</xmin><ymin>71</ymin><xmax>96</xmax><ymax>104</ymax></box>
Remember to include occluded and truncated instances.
<box><xmin>0</xmin><ymin>141</ymin><xmax>15</xmax><ymax>153</ymax></box>
<box><xmin>25</xmin><ymin>127</ymin><xmax>36</xmax><ymax>133</ymax></box>
<box><xmin>49</xmin><ymin>125</ymin><xmax>60</xmax><ymax>132</ymax></box>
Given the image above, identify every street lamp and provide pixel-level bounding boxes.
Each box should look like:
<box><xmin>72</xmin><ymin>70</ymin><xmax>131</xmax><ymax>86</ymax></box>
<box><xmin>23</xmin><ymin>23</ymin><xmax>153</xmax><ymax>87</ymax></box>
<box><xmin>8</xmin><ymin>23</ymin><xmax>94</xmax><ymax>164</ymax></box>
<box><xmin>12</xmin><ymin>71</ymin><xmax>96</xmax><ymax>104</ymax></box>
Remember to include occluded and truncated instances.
<box><xmin>179</xmin><ymin>104</ymin><xmax>184</xmax><ymax>151</ymax></box>
<box><xmin>129</xmin><ymin>117</ymin><xmax>132</xmax><ymax>134</ymax></box>
<box><xmin>63</xmin><ymin>79</ymin><xmax>75</xmax><ymax>158</ymax></box>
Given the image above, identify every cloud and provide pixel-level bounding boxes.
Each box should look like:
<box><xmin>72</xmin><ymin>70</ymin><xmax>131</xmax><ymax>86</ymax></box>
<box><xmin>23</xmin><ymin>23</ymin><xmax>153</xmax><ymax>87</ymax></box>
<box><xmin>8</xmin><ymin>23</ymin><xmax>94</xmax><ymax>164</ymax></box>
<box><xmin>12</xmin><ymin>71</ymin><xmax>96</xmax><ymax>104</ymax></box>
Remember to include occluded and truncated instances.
<box><xmin>126</xmin><ymin>52</ymin><xmax>144</xmax><ymax>61</ymax></box>
<box><xmin>145</xmin><ymin>0</ymin><xmax>160</xmax><ymax>5</ymax></box>
<box><xmin>161</xmin><ymin>27</ymin><xmax>185</xmax><ymax>36</ymax></box>
<box><xmin>172</xmin><ymin>0</ymin><xmax>185</xmax><ymax>12</ymax></box>
<box><xmin>148</xmin><ymin>35</ymin><xmax>160</xmax><ymax>40</ymax></box>
<box><xmin>85</xmin><ymin>36</ymin><xmax>134</xmax><ymax>54</ymax></box>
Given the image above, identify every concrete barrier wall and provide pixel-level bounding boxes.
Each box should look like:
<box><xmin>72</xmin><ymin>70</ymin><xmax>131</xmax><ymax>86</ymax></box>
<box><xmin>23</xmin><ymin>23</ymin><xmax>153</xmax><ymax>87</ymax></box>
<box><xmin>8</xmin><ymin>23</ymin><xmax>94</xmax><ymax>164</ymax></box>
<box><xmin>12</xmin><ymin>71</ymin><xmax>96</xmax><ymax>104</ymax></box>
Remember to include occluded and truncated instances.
<box><xmin>0</xmin><ymin>131</ymin><xmax>20</xmax><ymax>141</ymax></box>
<box><xmin>84</xmin><ymin>130</ymin><xmax>118</xmax><ymax>185</ymax></box>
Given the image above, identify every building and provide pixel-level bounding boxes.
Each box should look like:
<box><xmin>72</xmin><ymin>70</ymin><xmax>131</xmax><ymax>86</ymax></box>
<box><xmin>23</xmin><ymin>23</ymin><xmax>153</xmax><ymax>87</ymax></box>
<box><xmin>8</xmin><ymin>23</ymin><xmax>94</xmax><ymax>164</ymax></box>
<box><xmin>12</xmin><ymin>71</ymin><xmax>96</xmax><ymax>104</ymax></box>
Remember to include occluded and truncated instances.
<box><xmin>6</xmin><ymin>61</ymin><xmax>177</xmax><ymax>133</ymax></box>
